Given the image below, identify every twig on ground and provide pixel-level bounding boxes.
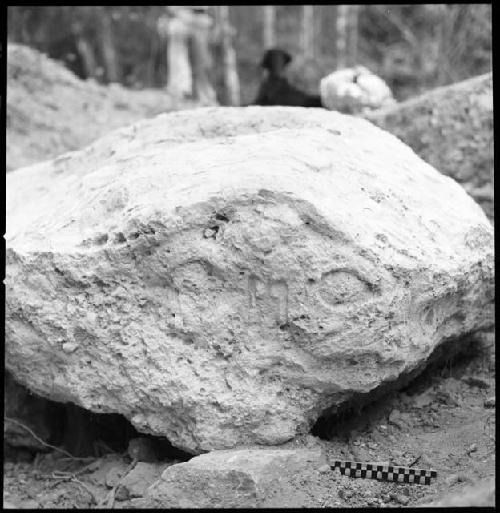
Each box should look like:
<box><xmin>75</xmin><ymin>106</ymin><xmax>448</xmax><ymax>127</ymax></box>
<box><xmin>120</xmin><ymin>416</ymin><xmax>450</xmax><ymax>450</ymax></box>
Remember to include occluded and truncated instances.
<box><xmin>96</xmin><ymin>458</ymin><xmax>138</xmax><ymax>509</ymax></box>
<box><xmin>483</xmin><ymin>413</ymin><xmax>495</xmax><ymax>442</ymax></box>
<box><xmin>408</xmin><ymin>454</ymin><xmax>422</xmax><ymax>468</ymax></box>
<box><xmin>71</xmin><ymin>478</ymin><xmax>99</xmax><ymax>505</ymax></box>
<box><xmin>4</xmin><ymin>416</ymin><xmax>78</xmax><ymax>459</ymax></box>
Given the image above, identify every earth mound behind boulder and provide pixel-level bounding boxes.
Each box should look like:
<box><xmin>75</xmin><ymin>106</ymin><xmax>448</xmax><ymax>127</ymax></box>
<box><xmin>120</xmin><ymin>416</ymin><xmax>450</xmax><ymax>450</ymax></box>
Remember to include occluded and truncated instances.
<box><xmin>366</xmin><ymin>73</ymin><xmax>493</xmax><ymax>221</ymax></box>
<box><xmin>6</xmin><ymin>106</ymin><xmax>494</xmax><ymax>454</ymax></box>
<box><xmin>6</xmin><ymin>43</ymin><xmax>203</xmax><ymax>172</ymax></box>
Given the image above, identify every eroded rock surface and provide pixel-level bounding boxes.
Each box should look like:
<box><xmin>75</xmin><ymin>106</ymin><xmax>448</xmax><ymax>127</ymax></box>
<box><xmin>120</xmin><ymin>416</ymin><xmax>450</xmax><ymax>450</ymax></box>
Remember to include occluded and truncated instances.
<box><xmin>366</xmin><ymin>73</ymin><xmax>493</xmax><ymax>221</ymax></box>
<box><xmin>6</xmin><ymin>107</ymin><xmax>494</xmax><ymax>454</ymax></box>
<box><xmin>145</xmin><ymin>448</ymin><xmax>326</xmax><ymax>508</ymax></box>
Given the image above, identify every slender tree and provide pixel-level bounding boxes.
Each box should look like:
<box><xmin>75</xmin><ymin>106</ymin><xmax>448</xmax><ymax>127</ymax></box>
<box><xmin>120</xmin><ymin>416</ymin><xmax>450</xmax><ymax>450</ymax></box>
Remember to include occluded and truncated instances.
<box><xmin>302</xmin><ymin>5</ymin><xmax>315</xmax><ymax>59</ymax></box>
<box><xmin>216</xmin><ymin>6</ymin><xmax>240</xmax><ymax>106</ymax></box>
<box><xmin>71</xmin><ymin>15</ymin><xmax>98</xmax><ymax>79</ymax></box>
<box><xmin>190</xmin><ymin>8</ymin><xmax>216</xmax><ymax>104</ymax></box>
<box><xmin>164</xmin><ymin>7</ymin><xmax>193</xmax><ymax>98</ymax></box>
<box><xmin>347</xmin><ymin>5</ymin><xmax>359</xmax><ymax>66</ymax></box>
<box><xmin>96</xmin><ymin>7</ymin><xmax>119</xmax><ymax>82</ymax></box>
<box><xmin>336</xmin><ymin>4</ymin><xmax>349</xmax><ymax>69</ymax></box>
<box><xmin>263</xmin><ymin>5</ymin><xmax>276</xmax><ymax>49</ymax></box>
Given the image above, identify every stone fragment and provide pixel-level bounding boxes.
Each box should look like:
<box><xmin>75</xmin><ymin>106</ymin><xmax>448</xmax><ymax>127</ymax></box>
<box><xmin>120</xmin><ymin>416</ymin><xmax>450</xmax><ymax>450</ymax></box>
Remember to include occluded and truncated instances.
<box><xmin>318</xmin><ymin>464</ymin><xmax>331</xmax><ymax>474</ymax></box>
<box><xmin>114</xmin><ymin>485</ymin><xmax>130</xmax><ymax>501</ymax></box>
<box><xmin>127</xmin><ymin>438</ymin><xmax>159</xmax><ymax>463</ymax></box>
<box><xmin>466</xmin><ymin>443</ymin><xmax>478</xmax><ymax>454</ymax></box>
<box><xmin>462</xmin><ymin>376</ymin><xmax>490</xmax><ymax>389</ymax></box>
<box><xmin>320</xmin><ymin>65</ymin><xmax>395</xmax><ymax>113</ymax></box>
<box><xmin>367</xmin><ymin>73</ymin><xmax>493</xmax><ymax>221</ymax></box>
<box><xmin>105</xmin><ymin>466</ymin><xmax>125</xmax><ymax>488</ymax></box>
<box><xmin>483</xmin><ymin>396</ymin><xmax>495</xmax><ymax>408</ymax></box>
<box><xmin>121</xmin><ymin>462</ymin><xmax>167</xmax><ymax>498</ymax></box>
<box><xmin>5</xmin><ymin>106</ymin><xmax>494</xmax><ymax>454</ymax></box>
<box><xmin>145</xmin><ymin>448</ymin><xmax>325</xmax><ymax>508</ymax></box>
<box><xmin>420</xmin><ymin>478</ymin><xmax>495</xmax><ymax>507</ymax></box>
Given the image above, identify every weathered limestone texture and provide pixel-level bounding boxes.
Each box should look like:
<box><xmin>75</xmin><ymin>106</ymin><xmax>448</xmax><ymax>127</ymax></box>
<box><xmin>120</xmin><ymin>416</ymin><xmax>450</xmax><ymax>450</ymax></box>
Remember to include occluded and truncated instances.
<box><xmin>145</xmin><ymin>448</ymin><xmax>325</xmax><ymax>508</ymax></box>
<box><xmin>366</xmin><ymin>73</ymin><xmax>493</xmax><ymax>221</ymax></box>
<box><xmin>6</xmin><ymin>107</ymin><xmax>494</xmax><ymax>454</ymax></box>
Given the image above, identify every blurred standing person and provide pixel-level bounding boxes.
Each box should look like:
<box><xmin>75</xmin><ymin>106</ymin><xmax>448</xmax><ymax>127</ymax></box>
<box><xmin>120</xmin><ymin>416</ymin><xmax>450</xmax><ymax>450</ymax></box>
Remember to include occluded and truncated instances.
<box><xmin>190</xmin><ymin>6</ymin><xmax>217</xmax><ymax>105</ymax></box>
<box><xmin>157</xmin><ymin>6</ymin><xmax>216</xmax><ymax>104</ymax></box>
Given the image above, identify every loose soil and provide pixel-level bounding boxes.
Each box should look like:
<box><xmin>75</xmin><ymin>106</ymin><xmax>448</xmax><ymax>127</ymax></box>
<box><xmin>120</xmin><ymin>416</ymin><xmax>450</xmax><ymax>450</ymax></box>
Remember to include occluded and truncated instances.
<box><xmin>4</xmin><ymin>332</ymin><xmax>495</xmax><ymax>508</ymax></box>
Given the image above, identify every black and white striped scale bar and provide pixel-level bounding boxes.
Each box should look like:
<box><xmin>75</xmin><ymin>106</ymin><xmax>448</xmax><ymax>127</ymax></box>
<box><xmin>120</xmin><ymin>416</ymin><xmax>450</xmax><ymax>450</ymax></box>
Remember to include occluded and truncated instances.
<box><xmin>331</xmin><ymin>461</ymin><xmax>438</xmax><ymax>485</ymax></box>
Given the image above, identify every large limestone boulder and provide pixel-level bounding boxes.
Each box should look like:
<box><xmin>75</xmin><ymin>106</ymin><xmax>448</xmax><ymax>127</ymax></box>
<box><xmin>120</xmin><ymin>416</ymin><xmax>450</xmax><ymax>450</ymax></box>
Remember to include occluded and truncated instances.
<box><xmin>366</xmin><ymin>73</ymin><xmax>493</xmax><ymax>221</ymax></box>
<box><xmin>6</xmin><ymin>107</ymin><xmax>494</xmax><ymax>454</ymax></box>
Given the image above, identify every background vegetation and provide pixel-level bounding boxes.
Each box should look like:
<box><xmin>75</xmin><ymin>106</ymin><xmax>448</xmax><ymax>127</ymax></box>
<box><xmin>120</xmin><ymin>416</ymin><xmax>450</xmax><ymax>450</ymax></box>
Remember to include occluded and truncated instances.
<box><xmin>7</xmin><ymin>5</ymin><xmax>492</xmax><ymax>104</ymax></box>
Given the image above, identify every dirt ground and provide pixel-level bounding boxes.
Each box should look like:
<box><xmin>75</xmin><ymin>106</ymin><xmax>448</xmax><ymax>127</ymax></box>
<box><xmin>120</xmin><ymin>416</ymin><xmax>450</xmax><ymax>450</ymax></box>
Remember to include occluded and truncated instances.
<box><xmin>3</xmin><ymin>332</ymin><xmax>495</xmax><ymax>508</ymax></box>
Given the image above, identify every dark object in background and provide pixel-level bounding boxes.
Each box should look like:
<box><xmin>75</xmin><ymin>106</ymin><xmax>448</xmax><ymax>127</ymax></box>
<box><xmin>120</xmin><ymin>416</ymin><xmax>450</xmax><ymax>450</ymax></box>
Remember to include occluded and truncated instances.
<box><xmin>253</xmin><ymin>48</ymin><xmax>322</xmax><ymax>107</ymax></box>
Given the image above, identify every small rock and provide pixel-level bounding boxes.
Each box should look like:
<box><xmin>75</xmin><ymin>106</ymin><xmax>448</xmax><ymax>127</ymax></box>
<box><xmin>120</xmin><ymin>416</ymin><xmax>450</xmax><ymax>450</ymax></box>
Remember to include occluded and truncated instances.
<box><xmin>390</xmin><ymin>493</ymin><xmax>409</xmax><ymax>505</ymax></box>
<box><xmin>388</xmin><ymin>409</ymin><xmax>406</xmax><ymax>429</ymax></box>
<box><xmin>127</xmin><ymin>438</ymin><xmax>159</xmax><ymax>463</ymax></box>
<box><xmin>127</xmin><ymin>498</ymin><xmax>149</xmax><ymax>508</ymax></box>
<box><xmin>462</xmin><ymin>376</ymin><xmax>490</xmax><ymax>389</ymax></box>
<box><xmin>106</xmin><ymin>466</ymin><xmax>125</xmax><ymax>488</ymax></box>
<box><xmin>121</xmin><ymin>462</ymin><xmax>166</xmax><ymax>498</ymax></box>
<box><xmin>115</xmin><ymin>485</ymin><xmax>130</xmax><ymax>501</ymax></box>
<box><xmin>62</xmin><ymin>341</ymin><xmax>78</xmax><ymax>353</ymax></box>
<box><xmin>318</xmin><ymin>464</ymin><xmax>331</xmax><ymax>474</ymax></box>
<box><xmin>467</xmin><ymin>443</ymin><xmax>478</xmax><ymax>454</ymax></box>
<box><xmin>413</xmin><ymin>391</ymin><xmax>435</xmax><ymax>408</ymax></box>
<box><xmin>203</xmin><ymin>228</ymin><xmax>216</xmax><ymax>239</ymax></box>
<box><xmin>398</xmin><ymin>495</ymin><xmax>410</xmax><ymax>506</ymax></box>
<box><xmin>338</xmin><ymin>488</ymin><xmax>352</xmax><ymax>500</ymax></box>
<box><xmin>483</xmin><ymin>396</ymin><xmax>495</xmax><ymax>408</ymax></box>
<box><xmin>418</xmin><ymin>454</ymin><xmax>433</xmax><ymax>468</ymax></box>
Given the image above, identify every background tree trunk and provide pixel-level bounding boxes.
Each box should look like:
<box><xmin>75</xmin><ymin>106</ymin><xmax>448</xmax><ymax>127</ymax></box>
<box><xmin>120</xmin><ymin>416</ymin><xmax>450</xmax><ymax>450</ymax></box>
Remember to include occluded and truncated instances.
<box><xmin>216</xmin><ymin>6</ymin><xmax>240</xmax><ymax>106</ymax></box>
<box><xmin>71</xmin><ymin>20</ymin><xmax>98</xmax><ymax>79</ymax></box>
<box><xmin>302</xmin><ymin>5</ymin><xmax>315</xmax><ymax>59</ymax></box>
<box><xmin>263</xmin><ymin>5</ymin><xmax>276</xmax><ymax>49</ymax></box>
<box><xmin>336</xmin><ymin>5</ymin><xmax>349</xmax><ymax>69</ymax></box>
<box><xmin>189</xmin><ymin>9</ymin><xmax>216</xmax><ymax>105</ymax></box>
<box><xmin>347</xmin><ymin>5</ymin><xmax>359</xmax><ymax>66</ymax></box>
<box><xmin>96</xmin><ymin>7</ymin><xmax>119</xmax><ymax>82</ymax></box>
<box><xmin>165</xmin><ymin>10</ymin><xmax>192</xmax><ymax>98</ymax></box>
